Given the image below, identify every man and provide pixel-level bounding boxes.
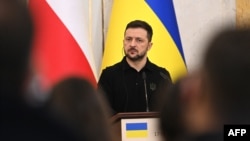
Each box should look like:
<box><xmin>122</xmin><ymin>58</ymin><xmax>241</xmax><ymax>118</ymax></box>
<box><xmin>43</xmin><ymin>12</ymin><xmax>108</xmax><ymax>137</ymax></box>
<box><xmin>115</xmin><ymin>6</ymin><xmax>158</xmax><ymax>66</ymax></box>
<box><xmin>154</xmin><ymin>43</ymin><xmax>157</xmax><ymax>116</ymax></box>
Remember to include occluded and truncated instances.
<box><xmin>98</xmin><ymin>20</ymin><xmax>172</xmax><ymax>115</ymax></box>
<box><xmin>159</xmin><ymin>28</ymin><xmax>250</xmax><ymax>141</ymax></box>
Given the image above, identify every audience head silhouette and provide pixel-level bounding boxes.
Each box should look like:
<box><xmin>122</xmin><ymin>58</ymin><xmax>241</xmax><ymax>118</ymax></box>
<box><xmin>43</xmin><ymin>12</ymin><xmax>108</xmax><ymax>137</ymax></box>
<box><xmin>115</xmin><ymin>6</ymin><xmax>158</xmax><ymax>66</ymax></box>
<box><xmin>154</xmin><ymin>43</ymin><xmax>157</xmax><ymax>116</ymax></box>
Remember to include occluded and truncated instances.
<box><xmin>201</xmin><ymin>28</ymin><xmax>250</xmax><ymax>123</ymax></box>
<box><xmin>46</xmin><ymin>77</ymin><xmax>115</xmax><ymax>141</ymax></box>
<box><xmin>0</xmin><ymin>0</ymin><xmax>33</xmax><ymax>96</ymax></box>
<box><xmin>159</xmin><ymin>28</ymin><xmax>250</xmax><ymax>141</ymax></box>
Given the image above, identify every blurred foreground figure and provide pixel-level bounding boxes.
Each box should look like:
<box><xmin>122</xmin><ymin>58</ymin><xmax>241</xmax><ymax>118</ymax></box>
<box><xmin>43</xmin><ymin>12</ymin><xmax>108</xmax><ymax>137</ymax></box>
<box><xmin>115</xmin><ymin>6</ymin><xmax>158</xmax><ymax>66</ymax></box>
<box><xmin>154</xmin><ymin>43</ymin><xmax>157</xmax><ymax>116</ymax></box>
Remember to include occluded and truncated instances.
<box><xmin>159</xmin><ymin>28</ymin><xmax>250</xmax><ymax>141</ymax></box>
<box><xmin>0</xmin><ymin>0</ymin><xmax>84</xmax><ymax>140</ymax></box>
<box><xmin>46</xmin><ymin>77</ymin><xmax>117</xmax><ymax>141</ymax></box>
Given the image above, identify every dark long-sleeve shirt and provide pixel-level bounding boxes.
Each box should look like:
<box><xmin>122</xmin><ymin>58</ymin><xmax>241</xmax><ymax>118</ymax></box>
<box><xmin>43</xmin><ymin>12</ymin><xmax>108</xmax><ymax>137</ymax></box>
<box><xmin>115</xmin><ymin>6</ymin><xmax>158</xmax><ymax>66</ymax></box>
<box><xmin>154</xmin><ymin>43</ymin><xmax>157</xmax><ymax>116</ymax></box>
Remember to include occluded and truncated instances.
<box><xmin>98</xmin><ymin>57</ymin><xmax>172</xmax><ymax>115</ymax></box>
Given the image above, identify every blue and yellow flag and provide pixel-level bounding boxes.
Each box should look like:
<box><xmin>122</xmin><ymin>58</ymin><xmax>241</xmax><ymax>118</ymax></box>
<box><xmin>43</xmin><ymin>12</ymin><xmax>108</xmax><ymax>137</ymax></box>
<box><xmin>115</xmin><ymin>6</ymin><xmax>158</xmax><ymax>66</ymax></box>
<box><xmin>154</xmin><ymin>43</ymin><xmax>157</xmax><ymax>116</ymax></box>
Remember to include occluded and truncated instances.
<box><xmin>101</xmin><ymin>0</ymin><xmax>187</xmax><ymax>81</ymax></box>
<box><xmin>126</xmin><ymin>123</ymin><xmax>148</xmax><ymax>138</ymax></box>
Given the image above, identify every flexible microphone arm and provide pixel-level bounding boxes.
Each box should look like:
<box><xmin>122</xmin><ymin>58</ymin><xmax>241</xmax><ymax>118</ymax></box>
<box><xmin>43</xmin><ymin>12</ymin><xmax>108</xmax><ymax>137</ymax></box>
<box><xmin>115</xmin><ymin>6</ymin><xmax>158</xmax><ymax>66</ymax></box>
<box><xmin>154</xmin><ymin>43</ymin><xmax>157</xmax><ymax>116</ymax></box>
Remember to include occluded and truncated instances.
<box><xmin>142</xmin><ymin>72</ymin><xmax>149</xmax><ymax>112</ymax></box>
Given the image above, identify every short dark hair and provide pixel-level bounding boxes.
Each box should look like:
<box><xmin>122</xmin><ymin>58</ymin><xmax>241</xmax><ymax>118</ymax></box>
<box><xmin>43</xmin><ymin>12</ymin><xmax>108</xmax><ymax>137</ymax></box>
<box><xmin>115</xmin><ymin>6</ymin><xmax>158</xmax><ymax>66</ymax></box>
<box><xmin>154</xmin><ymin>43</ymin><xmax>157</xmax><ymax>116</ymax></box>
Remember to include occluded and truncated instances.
<box><xmin>125</xmin><ymin>20</ymin><xmax>153</xmax><ymax>42</ymax></box>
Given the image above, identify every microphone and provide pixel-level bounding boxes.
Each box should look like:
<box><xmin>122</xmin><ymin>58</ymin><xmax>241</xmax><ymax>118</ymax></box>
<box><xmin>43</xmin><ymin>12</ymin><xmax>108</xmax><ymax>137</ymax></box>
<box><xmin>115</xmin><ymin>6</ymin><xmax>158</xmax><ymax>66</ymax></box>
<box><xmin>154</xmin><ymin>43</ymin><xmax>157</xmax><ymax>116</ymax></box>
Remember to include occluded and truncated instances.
<box><xmin>159</xmin><ymin>71</ymin><xmax>172</xmax><ymax>85</ymax></box>
<box><xmin>159</xmin><ymin>71</ymin><xmax>169</xmax><ymax>80</ymax></box>
<box><xmin>142</xmin><ymin>72</ymin><xmax>149</xmax><ymax>112</ymax></box>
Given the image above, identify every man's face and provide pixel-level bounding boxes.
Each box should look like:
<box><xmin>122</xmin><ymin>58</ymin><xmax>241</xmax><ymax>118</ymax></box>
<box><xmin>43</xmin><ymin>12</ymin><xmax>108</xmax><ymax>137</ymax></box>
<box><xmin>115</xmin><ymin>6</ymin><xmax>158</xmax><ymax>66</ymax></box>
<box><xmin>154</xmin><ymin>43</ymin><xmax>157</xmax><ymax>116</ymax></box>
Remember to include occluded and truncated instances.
<box><xmin>123</xmin><ymin>28</ymin><xmax>152</xmax><ymax>61</ymax></box>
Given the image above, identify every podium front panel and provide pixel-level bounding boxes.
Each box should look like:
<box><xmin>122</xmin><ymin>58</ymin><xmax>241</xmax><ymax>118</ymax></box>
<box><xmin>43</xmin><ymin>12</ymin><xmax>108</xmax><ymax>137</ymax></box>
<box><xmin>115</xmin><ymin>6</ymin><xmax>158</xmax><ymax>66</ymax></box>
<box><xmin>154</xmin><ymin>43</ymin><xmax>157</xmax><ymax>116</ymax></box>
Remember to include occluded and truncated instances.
<box><xmin>121</xmin><ymin>118</ymin><xmax>163</xmax><ymax>141</ymax></box>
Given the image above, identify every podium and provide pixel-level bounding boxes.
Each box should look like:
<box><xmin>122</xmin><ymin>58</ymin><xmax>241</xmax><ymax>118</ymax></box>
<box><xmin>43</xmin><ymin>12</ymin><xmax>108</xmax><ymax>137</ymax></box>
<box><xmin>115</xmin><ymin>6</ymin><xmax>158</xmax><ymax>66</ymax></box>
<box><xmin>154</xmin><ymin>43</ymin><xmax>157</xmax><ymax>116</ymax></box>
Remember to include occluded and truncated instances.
<box><xmin>110</xmin><ymin>112</ymin><xmax>163</xmax><ymax>141</ymax></box>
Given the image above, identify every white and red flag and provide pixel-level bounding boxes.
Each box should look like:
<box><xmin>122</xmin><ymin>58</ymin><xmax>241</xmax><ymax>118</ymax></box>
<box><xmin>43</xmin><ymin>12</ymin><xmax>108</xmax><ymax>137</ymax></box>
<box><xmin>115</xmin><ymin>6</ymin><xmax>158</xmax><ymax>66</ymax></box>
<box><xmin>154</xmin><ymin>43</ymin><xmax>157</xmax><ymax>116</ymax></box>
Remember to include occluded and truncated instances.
<box><xmin>29</xmin><ymin>0</ymin><xmax>100</xmax><ymax>91</ymax></box>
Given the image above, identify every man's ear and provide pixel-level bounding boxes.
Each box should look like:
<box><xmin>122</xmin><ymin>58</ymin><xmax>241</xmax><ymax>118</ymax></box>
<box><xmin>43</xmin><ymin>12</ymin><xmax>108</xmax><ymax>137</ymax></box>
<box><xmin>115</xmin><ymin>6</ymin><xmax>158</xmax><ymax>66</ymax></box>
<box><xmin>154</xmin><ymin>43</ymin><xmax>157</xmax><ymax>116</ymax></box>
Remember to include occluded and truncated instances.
<box><xmin>148</xmin><ymin>42</ymin><xmax>153</xmax><ymax>50</ymax></box>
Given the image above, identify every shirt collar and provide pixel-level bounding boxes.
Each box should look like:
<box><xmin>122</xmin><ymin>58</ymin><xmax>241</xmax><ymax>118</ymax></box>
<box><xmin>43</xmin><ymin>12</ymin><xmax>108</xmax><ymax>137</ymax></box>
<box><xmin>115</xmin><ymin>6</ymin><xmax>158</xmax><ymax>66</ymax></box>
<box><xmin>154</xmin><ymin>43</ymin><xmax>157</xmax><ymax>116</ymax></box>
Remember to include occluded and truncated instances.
<box><xmin>121</xmin><ymin>56</ymin><xmax>155</xmax><ymax>72</ymax></box>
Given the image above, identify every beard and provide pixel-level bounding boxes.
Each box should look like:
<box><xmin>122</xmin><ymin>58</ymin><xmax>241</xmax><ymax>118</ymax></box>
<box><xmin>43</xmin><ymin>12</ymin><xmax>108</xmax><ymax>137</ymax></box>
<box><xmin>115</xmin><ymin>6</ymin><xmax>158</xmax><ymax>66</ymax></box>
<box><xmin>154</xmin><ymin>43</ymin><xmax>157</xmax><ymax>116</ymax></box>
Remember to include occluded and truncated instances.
<box><xmin>124</xmin><ymin>47</ymin><xmax>147</xmax><ymax>61</ymax></box>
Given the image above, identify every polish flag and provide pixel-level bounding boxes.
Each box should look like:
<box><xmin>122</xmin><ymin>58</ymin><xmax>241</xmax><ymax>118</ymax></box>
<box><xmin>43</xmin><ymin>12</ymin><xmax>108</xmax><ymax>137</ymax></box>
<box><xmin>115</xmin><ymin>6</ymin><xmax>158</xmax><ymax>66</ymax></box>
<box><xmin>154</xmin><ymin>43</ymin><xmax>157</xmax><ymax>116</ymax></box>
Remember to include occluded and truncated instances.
<box><xmin>29</xmin><ymin>0</ymin><xmax>97</xmax><ymax>91</ymax></box>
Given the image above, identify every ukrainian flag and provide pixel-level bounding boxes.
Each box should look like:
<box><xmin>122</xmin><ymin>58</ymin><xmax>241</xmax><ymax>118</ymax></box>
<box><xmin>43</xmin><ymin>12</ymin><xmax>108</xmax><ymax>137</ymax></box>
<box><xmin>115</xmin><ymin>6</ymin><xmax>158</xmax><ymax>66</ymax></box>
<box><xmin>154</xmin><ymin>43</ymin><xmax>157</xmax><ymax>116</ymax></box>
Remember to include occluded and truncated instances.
<box><xmin>126</xmin><ymin>123</ymin><xmax>148</xmax><ymax>138</ymax></box>
<box><xmin>101</xmin><ymin>0</ymin><xmax>187</xmax><ymax>82</ymax></box>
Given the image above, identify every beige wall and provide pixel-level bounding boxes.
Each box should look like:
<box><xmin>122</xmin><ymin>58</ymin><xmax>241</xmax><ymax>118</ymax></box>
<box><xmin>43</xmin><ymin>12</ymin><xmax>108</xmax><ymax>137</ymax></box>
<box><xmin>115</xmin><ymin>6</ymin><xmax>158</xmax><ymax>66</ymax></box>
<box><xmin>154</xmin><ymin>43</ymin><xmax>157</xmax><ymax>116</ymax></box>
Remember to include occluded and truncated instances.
<box><xmin>236</xmin><ymin>0</ymin><xmax>250</xmax><ymax>29</ymax></box>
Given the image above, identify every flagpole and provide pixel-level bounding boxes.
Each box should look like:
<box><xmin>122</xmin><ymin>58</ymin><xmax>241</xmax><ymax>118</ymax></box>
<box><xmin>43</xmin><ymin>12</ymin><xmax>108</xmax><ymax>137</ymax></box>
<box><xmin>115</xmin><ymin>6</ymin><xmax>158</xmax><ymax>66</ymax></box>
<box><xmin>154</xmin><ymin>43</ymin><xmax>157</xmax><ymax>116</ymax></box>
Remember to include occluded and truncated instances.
<box><xmin>88</xmin><ymin>0</ymin><xmax>92</xmax><ymax>50</ymax></box>
<box><xmin>101</xmin><ymin>0</ymin><xmax>105</xmax><ymax>54</ymax></box>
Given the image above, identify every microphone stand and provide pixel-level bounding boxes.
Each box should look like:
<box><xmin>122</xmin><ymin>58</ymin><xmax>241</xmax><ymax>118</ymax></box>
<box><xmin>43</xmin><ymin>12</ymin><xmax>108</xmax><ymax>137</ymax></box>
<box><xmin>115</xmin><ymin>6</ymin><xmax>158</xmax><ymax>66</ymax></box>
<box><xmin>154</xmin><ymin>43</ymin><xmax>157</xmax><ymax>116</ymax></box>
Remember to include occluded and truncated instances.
<box><xmin>142</xmin><ymin>72</ymin><xmax>149</xmax><ymax>112</ymax></box>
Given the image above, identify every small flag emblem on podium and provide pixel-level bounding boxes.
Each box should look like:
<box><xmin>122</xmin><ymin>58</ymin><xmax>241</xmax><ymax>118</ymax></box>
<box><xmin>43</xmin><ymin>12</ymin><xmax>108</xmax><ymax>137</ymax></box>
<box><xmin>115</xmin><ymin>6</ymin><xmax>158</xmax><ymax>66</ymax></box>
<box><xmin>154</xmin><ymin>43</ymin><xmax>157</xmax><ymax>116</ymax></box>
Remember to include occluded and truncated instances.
<box><xmin>126</xmin><ymin>123</ymin><xmax>148</xmax><ymax>138</ymax></box>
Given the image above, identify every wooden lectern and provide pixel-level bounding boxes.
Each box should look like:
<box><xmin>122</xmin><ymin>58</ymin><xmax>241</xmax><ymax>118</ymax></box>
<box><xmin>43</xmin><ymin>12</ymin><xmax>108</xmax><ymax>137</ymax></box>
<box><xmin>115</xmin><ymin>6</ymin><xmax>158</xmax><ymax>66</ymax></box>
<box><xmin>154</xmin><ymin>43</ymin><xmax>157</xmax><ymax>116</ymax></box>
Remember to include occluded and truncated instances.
<box><xmin>110</xmin><ymin>112</ymin><xmax>163</xmax><ymax>141</ymax></box>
